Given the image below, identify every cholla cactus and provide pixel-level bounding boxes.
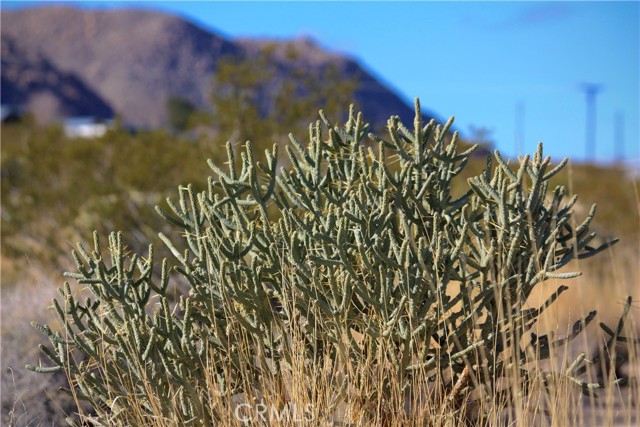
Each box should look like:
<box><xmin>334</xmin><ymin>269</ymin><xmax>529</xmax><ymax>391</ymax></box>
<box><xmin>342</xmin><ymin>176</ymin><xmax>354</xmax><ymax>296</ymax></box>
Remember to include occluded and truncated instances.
<box><xmin>28</xmin><ymin>100</ymin><xmax>632</xmax><ymax>425</ymax></box>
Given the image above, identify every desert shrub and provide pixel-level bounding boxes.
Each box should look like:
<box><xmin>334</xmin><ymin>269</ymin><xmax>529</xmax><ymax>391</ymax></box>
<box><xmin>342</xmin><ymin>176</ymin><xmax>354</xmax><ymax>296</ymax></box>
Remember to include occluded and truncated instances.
<box><xmin>0</xmin><ymin>123</ymin><xmax>218</xmax><ymax>267</ymax></box>
<box><xmin>27</xmin><ymin>100</ymin><xmax>636</xmax><ymax>426</ymax></box>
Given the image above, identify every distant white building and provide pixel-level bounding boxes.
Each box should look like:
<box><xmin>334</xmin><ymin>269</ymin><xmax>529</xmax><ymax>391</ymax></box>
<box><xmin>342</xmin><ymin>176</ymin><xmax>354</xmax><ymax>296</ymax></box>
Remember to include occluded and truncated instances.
<box><xmin>63</xmin><ymin>117</ymin><xmax>113</xmax><ymax>138</ymax></box>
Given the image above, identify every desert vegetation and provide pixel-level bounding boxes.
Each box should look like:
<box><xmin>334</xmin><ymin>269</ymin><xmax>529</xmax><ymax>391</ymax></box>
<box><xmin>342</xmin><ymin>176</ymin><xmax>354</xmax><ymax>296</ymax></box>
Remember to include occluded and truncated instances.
<box><xmin>2</xmin><ymin>100</ymin><xmax>638</xmax><ymax>426</ymax></box>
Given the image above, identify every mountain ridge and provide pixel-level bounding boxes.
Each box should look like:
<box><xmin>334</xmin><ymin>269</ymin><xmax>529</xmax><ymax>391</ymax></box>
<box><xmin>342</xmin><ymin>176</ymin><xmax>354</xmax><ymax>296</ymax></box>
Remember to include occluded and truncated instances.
<box><xmin>1</xmin><ymin>6</ymin><xmax>437</xmax><ymax>128</ymax></box>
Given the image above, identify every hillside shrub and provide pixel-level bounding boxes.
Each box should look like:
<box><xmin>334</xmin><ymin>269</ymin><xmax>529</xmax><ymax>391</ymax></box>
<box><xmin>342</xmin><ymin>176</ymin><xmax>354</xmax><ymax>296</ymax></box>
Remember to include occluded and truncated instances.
<box><xmin>28</xmin><ymin>100</ymin><xmax>635</xmax><ymax>426</ymax></box>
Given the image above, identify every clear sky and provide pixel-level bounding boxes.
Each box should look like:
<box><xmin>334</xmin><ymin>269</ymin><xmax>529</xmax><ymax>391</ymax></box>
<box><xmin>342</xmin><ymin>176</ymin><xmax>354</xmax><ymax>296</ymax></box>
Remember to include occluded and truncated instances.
<box><xmin>4</xmin><ymin>1</ymin><xmax>640</xmax><ymax>165</ymax></box>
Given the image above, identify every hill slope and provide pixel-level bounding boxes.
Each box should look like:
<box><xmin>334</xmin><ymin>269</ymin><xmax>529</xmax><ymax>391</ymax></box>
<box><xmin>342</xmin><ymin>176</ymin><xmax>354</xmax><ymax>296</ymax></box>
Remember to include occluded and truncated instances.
<box><xmin>1</xmin><ymin>34</ymin><xmax>114</xmax><ymax>123</ymax></box>
<box><xmin>1</xmin><ymin>6</ymin><xmax>435</xmax><ymax>128</ymax></box>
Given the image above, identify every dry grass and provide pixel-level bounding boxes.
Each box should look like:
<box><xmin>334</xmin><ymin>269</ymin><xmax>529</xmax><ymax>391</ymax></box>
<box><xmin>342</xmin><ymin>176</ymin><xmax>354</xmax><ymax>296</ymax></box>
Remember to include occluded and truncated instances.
<box><xmin>1</xmin><ymin>261</ymin><xmax>81</xmax><ymax>426</ymax></box>
<box><xmin>2</xmin><ymin>238</ymin><xmax>638</xmax><ymax>427</ymax></box>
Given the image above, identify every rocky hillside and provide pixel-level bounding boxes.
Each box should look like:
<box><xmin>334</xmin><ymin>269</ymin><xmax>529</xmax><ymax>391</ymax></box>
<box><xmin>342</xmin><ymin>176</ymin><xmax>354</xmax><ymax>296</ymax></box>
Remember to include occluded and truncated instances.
<box><xmin>1</xmin><ymin>34</ymin><xmax>114</xmax><ymax>123</ymax></box>
<box><xmin>1</xmin><ymin>6</ymin><xmax>436</xmax><ymax>128</ymax></box>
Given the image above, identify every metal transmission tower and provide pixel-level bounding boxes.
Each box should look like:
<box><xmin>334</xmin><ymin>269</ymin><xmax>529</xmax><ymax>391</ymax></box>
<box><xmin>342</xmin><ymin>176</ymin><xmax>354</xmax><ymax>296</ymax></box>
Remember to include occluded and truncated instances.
<box><xmin>580</xmin><ymin>83</ymin><xmax>603</xmax><ymax>161</ymax></box>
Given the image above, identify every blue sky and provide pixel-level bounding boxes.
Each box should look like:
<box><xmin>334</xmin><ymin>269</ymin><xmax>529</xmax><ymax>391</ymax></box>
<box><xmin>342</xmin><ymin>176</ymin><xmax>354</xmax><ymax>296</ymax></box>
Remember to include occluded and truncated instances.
<box><xmin>4</xmin><ymin>1</ymin><xmax>639</xmax><ymax>165</ymax></box>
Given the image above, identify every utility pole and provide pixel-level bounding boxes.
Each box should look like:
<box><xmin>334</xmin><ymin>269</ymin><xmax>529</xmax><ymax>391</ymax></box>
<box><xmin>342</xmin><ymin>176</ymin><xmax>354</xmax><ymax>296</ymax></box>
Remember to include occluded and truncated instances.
<box><xmin>515</xmin><ymin>101</ymin><xmax>525</xmax><ymax>156</ymax></box>
<box><xmin>580</xmin><ymin>83</ymin><xmax>603</xmax><ymax>162</ymax></box>
<box><xmin>614</xmin><ymin>111</ymin><xmax>624</xmax><ymax>162</ymax></box>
